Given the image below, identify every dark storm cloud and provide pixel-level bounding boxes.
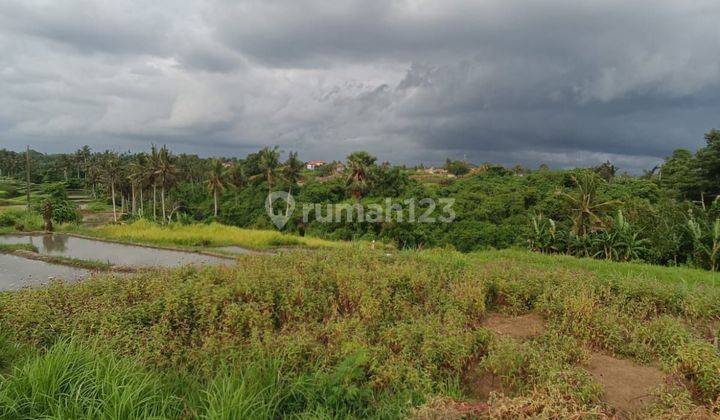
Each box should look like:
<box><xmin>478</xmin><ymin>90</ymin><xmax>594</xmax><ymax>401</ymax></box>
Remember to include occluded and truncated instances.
<box><xmin>1</xmin><ymin>0</ymin><xmax>719</xmax><ymax>172</ymax></box>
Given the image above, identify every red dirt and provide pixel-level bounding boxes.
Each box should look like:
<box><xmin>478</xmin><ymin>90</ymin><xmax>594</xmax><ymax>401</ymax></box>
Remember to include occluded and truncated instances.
<box><xmin>482</xmin><ymin>312</ymin><xmax>545</xmax><ymax>339</ymax></box>
<box><xmin>587</xmin><ymin>353</ymin><xmax>666</xmax><ymax>416</ymax></box>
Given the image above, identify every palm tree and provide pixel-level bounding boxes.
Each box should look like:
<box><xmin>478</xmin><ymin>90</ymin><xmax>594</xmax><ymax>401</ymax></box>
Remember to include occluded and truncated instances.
<box><xmin>85</xmin><ymin>155</ymin><xmax>102</xmax><ymax>198</ymax></box>
<box><xmin>282</xmin><ymin>152</ymin><xmax>303</xmax><ymax>187</ymax></box>
<box><xmin>281</xmin><ymin>151</ymin><xmax>303</xmax><ymax>215</ymax></box>
<box><xmin>228</xmin><ymin>164</ymin><xmax>247</xmax><ymax>191</ymax></box>
<box><xmin>254</xmin><ymin>147</ymin><xmax>280</xmax><ymax>192</ymax></box>
<box><xmin>556</xmin><ymin>171</ymin><xmax>621</xmax><ymax>237</ymax></box>
<box><xmin>102</xmin><ymin>152</ymin><xmax>122</xmax><ymax>222</ymax></box>
<box><xmin>154</xmin><ymin>145</ymin><xmax>177</xmax><ymax>223</ymax></box>
<box><xmin>128</xmin><ymin>154</ymin><xmax>149</xmax><ymax>215</ymax></box>
<box><xmin>148</xmin><ymin>145</ymin><xmax>160</xmax><ymax>220</ymax></box>
<box><xmin>345</xmin><ymin>151</ymin><xmax>377</xmax><ymax>201</ymax></box>
<box><xmin>207</xmin><ymin>159</ymin><xmax>226</xmax><ymax>217</ymax></box>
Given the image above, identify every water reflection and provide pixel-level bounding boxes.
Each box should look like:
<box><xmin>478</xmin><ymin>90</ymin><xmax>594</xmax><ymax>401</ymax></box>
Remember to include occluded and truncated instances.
<box><xmin>42</xmin><ymin>234</ymin><xmax>67</xmax><ymax>252</ymax></box>
<box><xmin>0</xmin><ymin>234</ymin><xmax>235</xmax><ymax>268</ymax></box>
<box><xmin>0</xmin><ymin>253</ymin><xmax>88</xmax><ymax>291</ymax></box>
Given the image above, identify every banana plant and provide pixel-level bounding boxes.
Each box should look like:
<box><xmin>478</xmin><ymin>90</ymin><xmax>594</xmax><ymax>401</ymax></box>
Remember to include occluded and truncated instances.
<box><xmin>592</xmin><ymin>230</ymin><xmax>619</xmax><ymax>261</ymax></box>
<box><xmin>688</xmin><ymin>214</ymin><xmax>720</xmax><ymax>271</ymax></box>
<box><xmin>567</xmin><ymin>232</ymin><xmax>593</xmax><ymax>258</ymax></box>
<box><xmin>529</xmin><ymin>214</ymin><xmax>558</xmax><ymax>254</ymax></box>
<box><xmin>616</xmin><ymin>232</ymin><xmax>651</xmax><ymax>262</ymax></box>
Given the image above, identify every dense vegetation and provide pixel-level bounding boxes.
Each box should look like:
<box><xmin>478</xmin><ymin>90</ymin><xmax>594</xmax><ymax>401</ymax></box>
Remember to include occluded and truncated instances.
<box><xmin>0</xmin><ymin>249</ymin><xmax>718</xmax><ymax>418</ymax></box>
<box><xmin>2</xmin><ymin>129</ymin><xmax>720</xmax><ymax>270</ymax></box>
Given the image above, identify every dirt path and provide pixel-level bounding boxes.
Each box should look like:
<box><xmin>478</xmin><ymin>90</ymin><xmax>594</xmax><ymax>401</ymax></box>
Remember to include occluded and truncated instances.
<box><xmin>476</xmin><ymin>312</ymin><xmax>667</xmax><ymax>417</ymax></box>
<box><xmin>462</xmin><ymin>313</ymin><xmax>546</xmax><ymax>401</ymax></box>
<box><xmin>482</xmin><ymin>312</ymin><xmax>545</xmax><ymax>340</ymax></box>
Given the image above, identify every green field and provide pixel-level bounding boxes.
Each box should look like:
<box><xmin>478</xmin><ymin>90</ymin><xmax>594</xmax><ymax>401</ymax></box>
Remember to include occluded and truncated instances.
<box><xmin>81</xmin><ymin>219</ymin><xmax>351</xmax><ymax>250</ymax></box>
<box><xmin>0</xmin><ymin>248</ymin><xmax>718</xmax><ymax>418</ymax></box>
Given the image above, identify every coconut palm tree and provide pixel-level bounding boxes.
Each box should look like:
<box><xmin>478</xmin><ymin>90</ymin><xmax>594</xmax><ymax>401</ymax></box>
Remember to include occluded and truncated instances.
<box><xmin>253</xmin><ymin>147</ymin><xmax>280</xmax><ymax>192</ymax></box>
<box><xmin>281</xmin><ymin>151</ymin><xmax>303</xmax><ymax>215</ymax></box>
<box><xmin>154</xmin><ymin>145</ymin><xmax>177</xmax><ymax>223</ymax></box>
<box><xmin>207</xmin><ymin>159</ymin><xmax>226</xmax><ymax>217</ymax></box>
<box><xmin>128</xmin><ymin>154</ymin><xmax>149</xmax><ymax>215</ymax></box>
<box><xmin>282</xmin><ymin>151</ymin><xmax>303</xmax><ymax>187</ymax></box>
<box><xmin>228</xmin><ymin>164</ymin><xmax>247</xmax><ymax>191</ymax></box>
<box><xmin>556</xmin><ymin>171</ymin><xmax>621</xmax><ymax>237</ymax></box>
<box><xmin>345</xmin><ymin>151</ymin><xmax>376</xmax><ymax>201</ymax></box>
<box><xmin>102</xmin><ymin>152</ymin><xmax>122</xmax><ymax>222</ymax></box>
<box><xmin>148</xmin><ymin>145</ymin><xmax>160</xmax><ymax>220</ymax></box>
<box><xmin>84</xmin><ymin>155</ymin><xmax>102</xmax><ymax>198</ymax></box>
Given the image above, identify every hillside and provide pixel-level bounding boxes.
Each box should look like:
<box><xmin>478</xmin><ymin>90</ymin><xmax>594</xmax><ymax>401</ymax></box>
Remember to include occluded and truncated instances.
<box><xmin>0</xmin><ymin>248</ymin><xmax>718</xmax><ymax>418</ymax></box>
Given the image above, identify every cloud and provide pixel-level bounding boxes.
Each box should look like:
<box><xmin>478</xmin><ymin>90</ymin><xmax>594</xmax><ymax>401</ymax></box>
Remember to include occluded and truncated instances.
<box><xmin>1</xmin><ymin>0</ymin><xmax>719</xmax><ymax>172</ymax></box>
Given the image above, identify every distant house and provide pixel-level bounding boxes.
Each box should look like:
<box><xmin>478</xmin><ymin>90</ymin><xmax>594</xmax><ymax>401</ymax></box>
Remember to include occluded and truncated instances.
<box><xmin>306</xmin><ymin>160</ymin><xmax>326</xmax><ymax>170</ymax></box>
<box><xmin>335</xmin><ymin>162</ymin><xmax>346</xmax><ymax>173</ymax></box>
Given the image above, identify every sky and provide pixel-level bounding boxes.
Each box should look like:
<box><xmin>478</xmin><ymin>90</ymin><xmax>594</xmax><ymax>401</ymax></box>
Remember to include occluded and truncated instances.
<box><xmin>0</xmin><ymin>0</ymin><xmax>719</xmax><ymax>172</ymax></box>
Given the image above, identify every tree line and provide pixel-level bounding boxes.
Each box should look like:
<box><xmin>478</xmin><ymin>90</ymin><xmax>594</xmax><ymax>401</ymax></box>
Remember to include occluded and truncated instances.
<box><xmin>1</xmin><ymin>129</ymin><xmax>720</xmax><ymax>270</ymax></box>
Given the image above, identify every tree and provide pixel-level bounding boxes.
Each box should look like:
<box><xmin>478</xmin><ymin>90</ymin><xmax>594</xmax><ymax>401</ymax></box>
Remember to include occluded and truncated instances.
<box><xmin>253</xmin><ymin>147</ymin><xmax>280</xmax><ymax>192</ymax></box>
<box><xmin>345</xmin><ymin>151</ymin><xmax>376</xmax><ymax>201</ymax></box>
<box><xmin>128</xmin><ymin>154</ymin><xmax>149</xmax><ymax>215</ymax></box>
<box><xmin>281</xmin><ymin>151</ymin><xmax>304</xmax><ymax>217</ymax></box>
<box><xmin>444</xmin><ymin>159</ymin><xmax>471</xmax><ymax>176</ymax></box>
<box><xmin>282</xmin><ymin>152</ymin><xmax>304</xmax><ymax>187</ymax></box>
<box><xmin>592</xmin><ymin>160</ymin><xmax>617</xmax><ymax>182</ymax></box>
<box><xmin>695</xmin><ymin>129</ymin><xmax>720</xmax><ymax>201</ymax></box>
<box><xmin>659</xmin><ymin>149</ymin><xmax>700</xmax><ymax>199</ymax></box>
<box><xmin>148</xmin><ymin>145</ymin><xmax>160</xmax><ymax>220</ymax></box>
<box><xmin>102</xmin><ymin>152</ymin><xmax>122</xmax><ymax>223</ymax></box>
<box><xmin>207</xmin><ymin>159</ymin><xmax>226</xmax><ymax>217</ymax></box>
<box><xmin>556</xmin><ymin>171</ymin><xmax>621</xmax><ymax>237</ymax></box>
<box><xmin>227</xmin><ymin>164</ymin><xmax>247</xmax><ymax>191</ymax></box>
<box><xmin>154</xmin><ymin>145</ymin><xmax>177</xmax><ymax>223</ymax></box>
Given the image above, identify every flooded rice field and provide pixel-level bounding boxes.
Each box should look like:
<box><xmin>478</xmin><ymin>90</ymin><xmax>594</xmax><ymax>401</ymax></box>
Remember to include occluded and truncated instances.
<box><xmin>0</xmin><ymin>253</ymin><xmax>88</xmax><ymax>291</ymax></box>
<box><xmin>0</xmin><ymin>234</ymin><xmax>235</xmax><ymax>268</ymax></box>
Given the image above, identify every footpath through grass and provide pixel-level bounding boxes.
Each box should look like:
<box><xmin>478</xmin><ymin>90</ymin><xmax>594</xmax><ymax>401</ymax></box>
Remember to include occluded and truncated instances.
<box><xmin>0</xmin><ymin>248</ymin><xmax>718</xmax><ymax>418</ymax></box>
<box><xmin>84</xmin><ymin>219</ymin><xmax>343</xmax><ymax>250</ymax></box>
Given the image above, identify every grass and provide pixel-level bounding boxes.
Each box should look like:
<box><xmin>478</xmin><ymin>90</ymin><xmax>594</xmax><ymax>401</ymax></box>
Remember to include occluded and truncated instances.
<box><xmin>0</xmin><ymin>208</ymin><xmax>43</xmax><ymax>233</ymax></box>
<box><xmin>473</xmin><ymin>248</ymin><xmax>720</xmax><ymax>287</ymax></box>
<box><xmin>84</xmin><ymin>200</ymin><xmax>112</xmax><ymax>212</ymax></box>
<box><xmin>88</xmin><ymin>219</ymin><xmax>343</xmax><ymax>250</ymax></box>
<box><xmin>0</xmin><ymin>243</ymin><xmax>38</xmax><ymax>254</ymax></box>
<box><xmin>36</xmin><ymin>255</ymin><xmax>113</xmax><ymax>271</ymax></box>
<box><xmin>0</xmin><ymin>248</ymin><xmax>718</xmax><ymax>417</ymax></box>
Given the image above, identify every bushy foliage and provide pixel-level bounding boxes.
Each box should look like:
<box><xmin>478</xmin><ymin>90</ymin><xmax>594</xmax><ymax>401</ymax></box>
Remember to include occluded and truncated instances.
<box><xmin>0</xmin><ymin>209</ymin><xmax>43</xmax><ymax>232</ymax></box>
<box><xmin>0</xmin><ymin>249</ymin><xmax>718</xmax><ymax>417</ymax></box>
<box><xmin>31</xmin><ymin>182</ymin><xmax>80</xmax><ymax>224</ymax></box>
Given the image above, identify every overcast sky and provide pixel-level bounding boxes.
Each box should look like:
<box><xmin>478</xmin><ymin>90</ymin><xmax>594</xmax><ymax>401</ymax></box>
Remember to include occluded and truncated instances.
<box><xmin>1</xmin><ymin>0</ymin><xmax>719</xmax><ymax>171</ymax></box>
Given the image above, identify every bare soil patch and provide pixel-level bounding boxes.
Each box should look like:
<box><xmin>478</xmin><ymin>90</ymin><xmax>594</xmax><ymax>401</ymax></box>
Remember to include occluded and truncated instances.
<box><xmin>482</xmin><ymin>312</ymin><xmax>545</xmax><ymax>339</ymax></box>
<box><xmin>461</xmin><ymin>313</ymin><xmax>546</xmax><ymax>401</ymax></box>
<box><xmin>587</xmin><ymin>353</ymin><xmax>665</xmax><ymax>416</ymax></box>
<box><xmin>462</xmin><ymin>365</ymin><xmax>508</xmax><ymax>402</ymax></box>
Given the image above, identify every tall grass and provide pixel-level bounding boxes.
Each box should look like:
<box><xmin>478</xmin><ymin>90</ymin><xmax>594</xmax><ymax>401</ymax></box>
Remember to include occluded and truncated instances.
<box><xmin>0</xmin><ymin>339</ymin><xmax>410</xmax><ymax>419</ymax></box>
<box><xmin>92</xmin><ymin>219</ymin><xmax>340</xmax><ymax>250</ymax></box>
<box><xmin>0</xmin><ymin>339</ymin><xmax>182</xmax><ymax>419</ymax></box>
